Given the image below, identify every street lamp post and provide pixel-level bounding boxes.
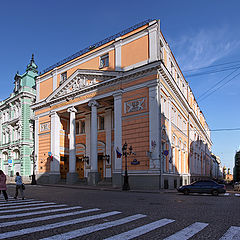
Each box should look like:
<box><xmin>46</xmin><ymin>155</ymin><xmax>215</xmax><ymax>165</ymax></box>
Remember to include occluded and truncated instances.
<box><xmin>122</xmin><ymin>142</ymin><xmax>134</xmax><ymax>191</ymax></box>
<box><xmin>31</xmin><ymin>153</ymin><xmax>37</xmax><ymax>185</ymax></box>
<box><xmin>82</xmin><ymin>156</ymin><xmax>89</xmax><ymax>165</ymax></box>
<box><xmin>103</xmin><ymin>154</ymin><xmax>110</xmax><ymax>164</ymax></box>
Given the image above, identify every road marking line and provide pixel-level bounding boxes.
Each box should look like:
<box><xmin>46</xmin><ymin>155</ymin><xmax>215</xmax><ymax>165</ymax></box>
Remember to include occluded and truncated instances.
<box><xmin>224</xmin><ymin>193</ymin><xmax>230</xmax><ymax>196</ymax></box>
<box><xmin>0</xmin><ymin>201</ymin><xmax>47</xmax><ymax>208</ymax></box>
<box><xmin>41</xmin><ymin>214</ymin><xmax>146</xmax><ymax>240</ymax></box>
<box><xmin>0</xmin><ymin>198</ymin><xmax>35</xmax><ymax>203</ymax></box>
<box><xmin>163</xmin><ymin>222</ymin><xmax>208</xmax><ymax>240</ymax></box>
<box><xmin>0</xmin><ymin>211</ymin><xmax>121</xmax><ymax>239</ymax></box>
<box><xmin>0</xmin><ymin>203</ymin><xmax>57</xmax><ymax>213</ymax></box>
<box><xmin>219</xmin><ymin>226</ymin><xmax>240</xmax><ymax>239</ymax></box>
<box><xmin>0</xmin><ymin>208</ymin><xmax>100</xmax><ymax>227</ymax></box>
<box><xmin>235</xmin><ymin>193</ymin><xmax>240</xmax><ymax>197</ymax></box>
<box><xmin>104</xmin><ymin>218</ymin><xmax>175</xmax><ymax>240</ymax></box>
<box><xmin>0</xmin><ymin>205</ymin><xmax>76</xmax><ymax>219</ymax></box>
<box><xmin>0</xmin><ymin>200</ymin><xmax>43</xmax><ymax>205</ymax></box>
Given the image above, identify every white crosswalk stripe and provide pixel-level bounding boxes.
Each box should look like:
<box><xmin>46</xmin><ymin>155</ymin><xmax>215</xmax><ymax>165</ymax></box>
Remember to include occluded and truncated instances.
<box><xmin>0</xmin><ymin>211</ymin><xmax>121</xmax><ymax>239</ymax></box>
<box><xmin>0</xmin><ymin>205</ymin><xmax>79</xmax><ymax>219</ymax></box>
<box><xmin>219</xmin><ymin>226</ymin><xmax>240</xmax><ymax>239</ymax></box>
<box><xmin>0</xmin><ymin>202</ymin><xmax>59</xmax><ymax>213</ymax></box>
<box><xmin>0</xmin><ymin>202</ymin><xmax>53</xmax><ymax>209</ymax></box>
<box><xmin>0</xmin><ymin>198</ymin><xmax>239</xmax><ymax>240</ymax></box>
<box><xmin>0</xmin><ymin>201</ymin><xmax>45</xmax><ymax>207</ymax></box>
<box><xmin>0</xmin><ymin>200</ymin><xmax>45</xmax><ymax>207</ymax></box>
<box><xmin>163</xmin><ymin>222</ymin><xmax>209</xmax><ymax>240</ymax></box>
<box><xmin>0</xmin><ymin>208</ymin><xmax>100</xmax><ymax>227</ymax></box>
<box><xmin>0</xmin><ymin>198</ymin><xmax>35</xmax><ymax>203</ymax></box>
<box><xmin>40</xmin><ymin>214</ymin><xmax>146</xmax><ymax>240</ymax></box>
<box><xmin>104</xmin><ymin>218</ymin><xmax>175</xmax><ymax>240</ymax></box>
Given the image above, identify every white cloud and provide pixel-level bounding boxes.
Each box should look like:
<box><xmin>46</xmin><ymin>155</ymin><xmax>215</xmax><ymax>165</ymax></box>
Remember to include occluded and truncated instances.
<box><xmin>170</xmin><ymin>26</ymin><xmax>240</xmax><ymax>71</ymax></box>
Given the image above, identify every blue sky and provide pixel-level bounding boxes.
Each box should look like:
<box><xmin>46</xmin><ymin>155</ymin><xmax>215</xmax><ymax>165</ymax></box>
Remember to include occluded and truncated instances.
<box><xmin>0</xmin><ymin>0</ymin><xmax>240</xmax><ymax>171</ymax></box>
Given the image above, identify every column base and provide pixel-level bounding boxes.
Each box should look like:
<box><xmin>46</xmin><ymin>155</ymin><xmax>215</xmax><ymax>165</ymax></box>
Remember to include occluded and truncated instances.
<box><xmin>88</xmin><ymin>172</ymin><xmax>100</xmax><ymax>186</ymax></box>
<box><xmin>66</xmin><ymin>172</ymin><xmax>79</xmax><ymax>184</ymax></box>
<box><xmin>49</xmin><ymin>173</ymin><xmax>61</xmax><ymax>184</ymax></box>
<box><xmin>112</xmin><ymin>172</ymin><xmax>122</xmax><ymax>188</ymax></box>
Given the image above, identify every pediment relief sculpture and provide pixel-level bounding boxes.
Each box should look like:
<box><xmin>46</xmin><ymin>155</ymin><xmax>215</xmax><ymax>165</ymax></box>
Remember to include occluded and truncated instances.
<box><xmin>54</xmin><ymin>74</ymin><xmax>113</xmax><ymax>99</ymax></box>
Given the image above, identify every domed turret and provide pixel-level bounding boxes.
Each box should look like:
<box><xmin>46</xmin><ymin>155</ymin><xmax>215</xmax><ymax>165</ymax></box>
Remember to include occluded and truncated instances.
<box><xmin>26</xmin><ymin>54</ymin><xmax>38</xmax><ymax>74</ymax></box>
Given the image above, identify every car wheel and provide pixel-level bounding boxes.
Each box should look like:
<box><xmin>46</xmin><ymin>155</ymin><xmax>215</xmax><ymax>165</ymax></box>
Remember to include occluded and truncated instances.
<box><xmin>212</xmin><ymin>190</ymin><xmax>218</xmax><ymax>196</ymax></box>
<box><xmin>183</xmin><ymin>189</ymin><xmax>189</xmax><ymax>195</ymax></box>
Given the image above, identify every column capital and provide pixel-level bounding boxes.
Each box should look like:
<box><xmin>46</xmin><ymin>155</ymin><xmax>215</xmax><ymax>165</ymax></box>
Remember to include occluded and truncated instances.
<box><xmin>51</xmin><ymin>68</ymin><xmax>58</xmax><ymax>76</ymax></box>
<box><xmin>148</xmin><ymin>79</ymin><xmax>160</xmax><ymax>89</ymax></box>
<box><xmin>88</xmin><ymin>100</ymin><xmax>99</xmax><ymax>108</ymax></box>
<box><xmin>49</xmin><ymin>110</ymin><xmax>57</xmax><ymax>116</ymax></box>
<box><xmin>67</xmin><ymin>106</ymin><xmax>77</xmax><ymax>113</ymax></box>
<box><xmin>113</xmin><ymin>90</ymin><xmax>124</xmax><ymax>99</ymax></box>
<box><xmin>105</xmin><ymin>107</ymin><xmax>112</xmax><ymax>113</ymax></box>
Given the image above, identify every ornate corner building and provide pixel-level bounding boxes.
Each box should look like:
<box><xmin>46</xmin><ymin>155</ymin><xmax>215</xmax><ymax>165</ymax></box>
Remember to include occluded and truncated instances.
<box><xmin>32</xmin><ymin>19</ymin><xmax>213</xmax><ymax>189</ymax></box>
<box><xmin>0</xmin><ymin>55</ymin><xmax>38</xmax><ymax>181</ymax></box>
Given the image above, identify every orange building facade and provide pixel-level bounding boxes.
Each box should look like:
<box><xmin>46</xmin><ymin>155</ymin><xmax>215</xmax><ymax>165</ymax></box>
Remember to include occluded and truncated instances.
<box><xmin>32</xmin><ymin>19</ymin><xmax>212</xmax><ymax>190</ymax></box>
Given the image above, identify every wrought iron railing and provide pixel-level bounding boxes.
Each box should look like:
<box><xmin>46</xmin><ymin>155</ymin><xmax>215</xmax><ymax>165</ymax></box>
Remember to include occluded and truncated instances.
<box><xmin>42</xmin><ymin>19</ymin><xmax>153</xmax><ymax>74</ymax></box>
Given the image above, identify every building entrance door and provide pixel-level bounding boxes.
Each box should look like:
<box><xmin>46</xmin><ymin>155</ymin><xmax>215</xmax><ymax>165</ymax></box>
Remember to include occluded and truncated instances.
<box><xmin>98</xmin><ymin>154</ymin><xmax>104</xmax><ymax>179</ymax></box>
<box><xmin>60</xmin><ymin>156</ymin><xmax>69</xmax><ymax>179</ymax></box>
<box><xmin>76</xmin><ymin>156</ymin><xmax>84</xmax><ymax>179</ymax></box>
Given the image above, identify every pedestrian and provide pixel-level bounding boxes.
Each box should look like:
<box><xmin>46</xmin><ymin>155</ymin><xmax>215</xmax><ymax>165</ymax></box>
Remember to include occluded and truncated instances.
<box><xmin>14</xmin><ymin>172</ymin><xmax>24</xmax><ymax>200</ymax></box>
<box><xmin>0</xmin><ymin>170</ymin><xmax>8</xmax><ymax>201</ymax></box>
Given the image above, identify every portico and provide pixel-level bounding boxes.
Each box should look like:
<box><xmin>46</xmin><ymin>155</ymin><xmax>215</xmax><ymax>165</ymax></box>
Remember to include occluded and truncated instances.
<box><xmin>38</xmin><ymin>70</ymin><xmax>124</xmax><ymax>186</ymax></box>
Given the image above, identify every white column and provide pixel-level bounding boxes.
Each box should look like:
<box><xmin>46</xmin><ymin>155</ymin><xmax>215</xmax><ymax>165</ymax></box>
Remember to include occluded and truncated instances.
<box><xmin>179</xmin><ymin>149</ymin><xmax>181</xmax><ymax>173</ymax></box>
<box><xmin>67</xmin><ymin>106</ymin><xmax>77</xmax><ymax>173</ymax></box>
<box><xmin>0</xmin><ymin>112</ymin><xmax>2</xmax><ymax>145</ymax></box>
<box><xmin>88</xmin><ymin>100</ymin><xmax>99</xmax><ymax>172</ymax></box>
<box><xmin>148</xmin><ymin>22</ymin><xmax>159</xmax><ymax>63</ymax></box>
<box><xmin>34</xmin><ymin>116</ymin><xmax>39</xmax><ymax>174</ymax></box>
<box><xmin>36</xmin><ymin>77</ymin><xmax>40</xmax><ymax>102</ymax></box>
<box><xmin>149</xmin><ymin>82</ymin><xmax>160</xmax><ymax>169</ymax></box>
<box><xmin>50</xmin><ymin>111</ymin><xmax>60</xmax><ymax>173</ymax></box>
<box><xmin>114</xmin><ymin>38</ymin><xmax>122</xmax><ymax>71</ymax></box>
<box><xmin>168</xmin><ymin>98</ymin><xmax>172</xmax><ymax>172</ymax></box>
<box><xmin>85</xmin><ymin>114</ymin><xmax>91</xmax><ymax>177</ymax></box>
<box><xmin>51</xmin><ymin>68</ymin><xmax>58</xmax><ymax>91</ymax></box>
<box><xmin>113</xmin><ymin>91</ymin><xmax>123</xmax><ymax>172</ymax></box>
<box><xmin>105</xmin><ymin>108</ymin><xmax>112</xmax><ymax>178</ymax></box>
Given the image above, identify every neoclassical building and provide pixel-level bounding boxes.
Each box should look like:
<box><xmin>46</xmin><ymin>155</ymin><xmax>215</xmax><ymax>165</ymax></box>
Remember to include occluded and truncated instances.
<box><xmin>0</xmin><ymin>56</ymin><xmax>38</xmax><ymax>181</ymax></box>
<box><xmin>33</xmin><ymin>19</ymin><xmax>212</xmax><ymax>189</ymax></box>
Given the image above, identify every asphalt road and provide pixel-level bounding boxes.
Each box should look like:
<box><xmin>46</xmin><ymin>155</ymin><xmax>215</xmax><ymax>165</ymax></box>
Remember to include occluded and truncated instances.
<box><xmin>1</xmin><ymin>184</ymin><xmax>239</xmax><ymax>240</ymax></box>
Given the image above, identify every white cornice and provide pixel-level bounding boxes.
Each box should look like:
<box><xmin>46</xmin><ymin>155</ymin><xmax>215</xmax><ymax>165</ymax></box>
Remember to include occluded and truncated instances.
<box><xmin>33</xmin><ymin>61</ymin><xmax>161</xmax><ymax>112</ymax></box>
<box><xmin>38</xmin><ymin>25</ymin><xmax>150</xmax><ymax>83</ymax></box>
<box><xmin>158</xmin><ymin>63</ymin><xmax>211</xmax><ymax>145</ymax></box>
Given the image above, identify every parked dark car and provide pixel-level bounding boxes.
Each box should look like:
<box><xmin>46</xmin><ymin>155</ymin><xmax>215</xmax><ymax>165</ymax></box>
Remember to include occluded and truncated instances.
<box><xmin>177</xmin><ymin>180</ymin><xmax>226</xmax><ymax>196</ymax></box>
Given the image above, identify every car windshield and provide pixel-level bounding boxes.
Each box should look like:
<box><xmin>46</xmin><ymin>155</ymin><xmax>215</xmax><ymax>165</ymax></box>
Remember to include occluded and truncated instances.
<box><xmin>191</xmin><ymin>181</ymin><xmax>217</xmax><ymax>186</ymax></box>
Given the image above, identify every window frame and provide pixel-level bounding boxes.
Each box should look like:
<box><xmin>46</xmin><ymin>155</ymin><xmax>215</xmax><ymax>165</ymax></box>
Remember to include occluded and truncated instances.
<box><xmin>99</xmin><ymin>54</ymin><xmax>109</xmax><ymax>69</ymax></box>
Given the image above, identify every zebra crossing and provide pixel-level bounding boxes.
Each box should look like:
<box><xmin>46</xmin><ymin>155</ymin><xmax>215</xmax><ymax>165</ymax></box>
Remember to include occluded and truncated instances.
<box><xmin>0</xmin><ymin>197</ymin><xmax>239</xmax><ymax>239</ymax></box>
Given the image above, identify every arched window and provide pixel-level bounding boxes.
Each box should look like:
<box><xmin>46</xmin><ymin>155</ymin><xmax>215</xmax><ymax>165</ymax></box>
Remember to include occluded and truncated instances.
<box><xmin>13</xmin><ymin>150</ymin><xmax>20</xmax><ymax>160</ymax></box>
<box><xmin>3</xmin><ymin>152</ymin><xmax>8</xmax><ymax>161</ymax></box>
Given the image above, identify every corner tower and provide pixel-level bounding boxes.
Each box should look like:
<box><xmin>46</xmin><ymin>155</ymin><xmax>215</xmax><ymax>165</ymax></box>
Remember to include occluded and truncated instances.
<box><xmin>0</xmin><ymin>55</ymin><xmax>38</xmax><ymax>182</ymax></box>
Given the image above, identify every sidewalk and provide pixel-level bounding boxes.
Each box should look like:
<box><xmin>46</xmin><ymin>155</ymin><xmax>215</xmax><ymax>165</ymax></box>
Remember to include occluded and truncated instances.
<box><xmin>36</xmin><ymin>182</ymin><xmax>178</xmax><ymax>194</ymax></box>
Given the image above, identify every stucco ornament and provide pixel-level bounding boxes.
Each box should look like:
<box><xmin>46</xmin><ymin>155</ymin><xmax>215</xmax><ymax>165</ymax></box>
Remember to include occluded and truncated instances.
<box><xmin>125</xmin><ymin>97</ymin><xmax>146</xmax><ymax>113</ymax></box>
<box><xmin>58</xmin><ymin>76</ymin><xmax>97</xmax><ymax>97</ymax></box>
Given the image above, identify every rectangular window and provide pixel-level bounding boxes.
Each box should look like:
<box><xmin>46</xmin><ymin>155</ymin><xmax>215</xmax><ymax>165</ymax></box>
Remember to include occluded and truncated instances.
<box><xmin>76</xmin><ymin>121</ymin><xmax>79</xmax><ymax>135</ymax></box>
<box><xmin>99</xmin><ymin>116</ymin><xmax>104</xmax><ymax>130</ymax></box>
<box><xmin>60</xmin><ymin>72</ymin><xmax>67</xmax><ymax>84</ymax></box>
<box><xmin>80</xmin><ymin>120</ymin><xmax>85</xmax><ymax>134</ymax></box>
<box><xmin>99</xmin><ymin>54</ymin><xmax>109</xmax><ymax>68</ymax></box>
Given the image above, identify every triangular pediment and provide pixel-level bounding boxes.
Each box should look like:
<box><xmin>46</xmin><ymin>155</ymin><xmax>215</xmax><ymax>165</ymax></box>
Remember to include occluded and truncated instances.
<box><xmin>46</xmin><ymin>69</ymin><xmax>120</xmax><ymax>102</ymax></box>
